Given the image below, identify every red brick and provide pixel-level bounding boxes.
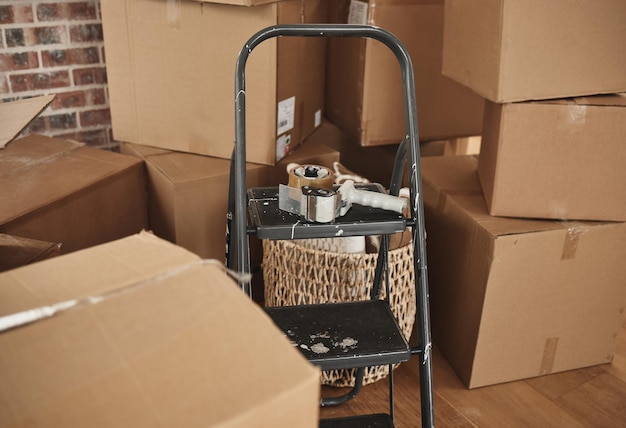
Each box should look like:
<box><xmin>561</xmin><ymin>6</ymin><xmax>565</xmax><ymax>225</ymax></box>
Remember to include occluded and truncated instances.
<box><xmin>6</xmin><ymin>26</ymin><xmax>67</xmax><ymax>47</ymax></box>
<box><xmin>70</xmin><ymin>23</ymin><xmax>103</xmax><ymax>43</ymax></box>
<box><xmin>85</xmin><ymin>87</ymin><xmax>106</xmax><ymax>105</ymax></box>
<box><xmin>36</xmin><ymin>25</ymin><xmax>68</xmax><ymax>45</ymax></box>
<box><xmin>51</xmin><ymin>88</ymin><xmax>106</xmax><ymax>109</ymax></box>
<box><xmin>49</xmin><ymin>112</ymin><xmax>78</xmax><ymax>130</ymax></box>
<box><xmin>10</xmin><ymin>71</ymin><xmax>70</xmax><ymax>92</ymax></box>
<box><xmin>0</xmin><ymin>5</ymin><xmax>34</xmax><ymax>24</ymax></box>
<box><xmin>37</xmin><ymin>2</ymin><xmax>97</xmax><ymax>22</ymax></box>
<box><xmin>80</xmin><ymin>108</ymin><xmax>111</xmax><ymax>127</ymax></box>
<box><xmin>52</xmin><ymin>90</ymin><xmax>86</xmax><ymax>109</ymax></box>
<box><xmin>0</xmin><ymin>52</ymin><xmax>39</xmax><ymax>72</ymax></box>
<box><xmin>73</xmin><ymin>66</ymin><xmax>107</xmax><ymax>85</ymax></box>
<box><xmin>42</xmin><ymin>47</ymin><xmax>100</xmax><ymax>67</ymax></box>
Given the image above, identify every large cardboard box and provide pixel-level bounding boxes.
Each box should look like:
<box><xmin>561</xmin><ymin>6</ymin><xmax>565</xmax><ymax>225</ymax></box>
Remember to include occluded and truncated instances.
<box><xmin>422</xmin><ymin>155</ymin><xmax>626</xmax><ymax>388</ymax></box>
<box><xmin>478</xmin><ymin>94</ymin><xmax>626</xmax><ymax>222</ymax></box>
<box><xmin>120</xmin><ymin>136</ymin><xmax>339</xmax><ymax>262</ymax></box>
<box><xmin>325</xmin><ymin>0</ymin><xmax>484</xmax><ymax>146</ymax></box>
<box><xmin>0</xmin><ymin>232</ymin><xmax>320</xmax><ymax>427</ymax></box>
<box><xmin>1</xmin><ymin>134</ymin><xmax>148</xmax><ymax>254</ymax></box>
<box><xmin>442</xmin><ymin>0</ymin><xmax>626</xmax><ymax>103</ymax></box>
<box><xmin>102</xmin><ymin>0</ymin><xmax>328</xmax><ymax>165</ymax></box>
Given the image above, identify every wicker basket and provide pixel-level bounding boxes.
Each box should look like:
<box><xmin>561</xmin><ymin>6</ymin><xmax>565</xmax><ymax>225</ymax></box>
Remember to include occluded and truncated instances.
<box><xmin>262</xmin><ymin>238</ymin><xmax>416</xmax><ymax>387</ymax></box>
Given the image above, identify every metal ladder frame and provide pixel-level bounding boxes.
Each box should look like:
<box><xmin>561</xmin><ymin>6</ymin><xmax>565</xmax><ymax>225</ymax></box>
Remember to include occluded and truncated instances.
<box><xmin>227</xmin><ymin>24</ymin><xmax>434</xmax><ymax>427</ymax></box>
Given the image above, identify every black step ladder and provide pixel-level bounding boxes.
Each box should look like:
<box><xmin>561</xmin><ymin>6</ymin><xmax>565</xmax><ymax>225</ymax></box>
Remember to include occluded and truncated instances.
<box><xmin>226</xmin><ymin>24</ymin><xmax>434</xmax><ymax>428</ymax></box>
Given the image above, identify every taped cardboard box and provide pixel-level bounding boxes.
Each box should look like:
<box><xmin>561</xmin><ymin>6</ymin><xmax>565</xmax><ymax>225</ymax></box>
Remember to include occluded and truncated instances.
<box><xmin>102</xmin><ymin>0</ymin><xmax>328</xmax><ymax>165</ymax></box>
<box><xmin>422</xmin><ymin>155</ymin><xmax>626</xmax><ymax>388</ymax></box>
<box><xmin>0</xmin><ymin>231</ymin><xmax>320</xmax><ymax>427</ymax></box>
<box><xmin>325</xmin><ymin>0</ymin><xmax>484</xmax><ymax>146</ymax></box>
<box><xmin>0</xmin><ymin>233</ymin><xmax>61</xmax><ymax>272</ymax></box>
<box><xmin>442</xmin><ymin>0</ymin><xmax>626</xmax><ymax>103</ymax></box>
<box><xmin>478</xmin><ymin>94</ymin><xmax>626</xmax><ymax>222</ymax></box>
<box><xmin>120</xmin><ymin>135</ymin><xmax>339</xmax><ymax>263</ymax></box>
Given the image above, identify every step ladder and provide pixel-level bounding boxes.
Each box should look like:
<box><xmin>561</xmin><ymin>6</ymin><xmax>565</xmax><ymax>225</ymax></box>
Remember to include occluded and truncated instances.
<box><xmin>226</xmin><ymin>24</ymin><xmax>434</xmax><ymax>428</ymax></box>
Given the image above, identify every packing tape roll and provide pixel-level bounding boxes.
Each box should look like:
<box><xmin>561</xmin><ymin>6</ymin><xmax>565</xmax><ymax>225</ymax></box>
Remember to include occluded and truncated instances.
<box><xmin>288</xmin><ymin>165</ymin><xmax>334</xmax><ymax>189</ymax></box>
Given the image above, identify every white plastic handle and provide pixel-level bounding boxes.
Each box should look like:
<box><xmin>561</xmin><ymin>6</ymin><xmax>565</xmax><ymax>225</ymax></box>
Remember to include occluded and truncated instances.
<box><xmin>338</xmin><ymin>180</ymin><xmax>407</xmax><ymax>216</ymax></box>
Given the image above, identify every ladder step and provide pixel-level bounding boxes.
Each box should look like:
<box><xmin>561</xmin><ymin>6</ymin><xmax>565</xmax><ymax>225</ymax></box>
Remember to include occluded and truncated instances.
<box><xmin>319</xmin><ymin>413</ymin><xmax>394</xmax><ymax>428</ymax></box>
<box><xmin>247</xmin><ymin>186</ymin><xmax>407</xmax><ymax>240</ymax></box>
<box><xmin>265</xmin><ymin>300</ymin><xmax>410</xmax><ymax>371</ymax></box>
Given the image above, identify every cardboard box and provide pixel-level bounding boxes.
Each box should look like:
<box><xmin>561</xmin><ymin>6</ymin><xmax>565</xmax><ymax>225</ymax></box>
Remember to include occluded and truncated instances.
<box><xmin>102</xmin><ymin>0</ymin><xmax>328</xmax><ymax>165</ymax></box>
<box><xmin>421</xmin><ymin>155</ymin><xmax>626</xmax><ymax>388</ymax></box>
<box><xmin>0</xmin><ymin>134</ymin><xmax>148</xmax><ymax>254</ymax></box>
<box><xmin>120</xmin><ymin>135</ymin><xmax>339</xmax><ymax>262</ymax></box>
<box><xmin>442</xmin><ymin>0</ymin><xmax>626</xmax><ymax>103</ymax></box>
<box><xmin>0</xmin><ymin>233</ymin><xmax>61</xmax><ymax>272</ymax></box>
<box><xmin>0</xmin><ymin>231</ymin><xmax>320</xmax><ymax>427</ymax></box>
<box><xmin>324</xmin><ymin>0</ymin><xmax>484</xmax><ymax>146</ymax></box>
<box><xmin>478</xmin><ymin>94</ymin><xmax>626</xmax><ymax>222</ymax></box>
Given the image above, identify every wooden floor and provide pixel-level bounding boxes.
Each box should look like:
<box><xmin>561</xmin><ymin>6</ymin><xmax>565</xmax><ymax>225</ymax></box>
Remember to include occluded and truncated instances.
<box><xmin>319</xmin><ymin>317</ymin><xmax>626</xmax><ymax>427</ymax></box>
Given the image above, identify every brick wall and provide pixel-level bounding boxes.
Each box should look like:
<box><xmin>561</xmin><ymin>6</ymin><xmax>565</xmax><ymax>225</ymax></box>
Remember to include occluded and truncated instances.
<box><xmin>0</xmin><ymin>0</ymin><xmax>113</xmax><ymax>149</ymax></box>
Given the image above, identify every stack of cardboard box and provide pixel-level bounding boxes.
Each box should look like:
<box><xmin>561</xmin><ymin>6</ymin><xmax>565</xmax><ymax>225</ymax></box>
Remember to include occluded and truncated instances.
<box><xmin>420</xmin><ymin>0</ymin><xmax>626</xmax><ymax>388</ymax></box>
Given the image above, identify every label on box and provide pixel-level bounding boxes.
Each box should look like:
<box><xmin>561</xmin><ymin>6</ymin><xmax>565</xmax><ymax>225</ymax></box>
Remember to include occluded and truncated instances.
<box><xmin>348</xmin><ymin>0</ymin><xmax>368</xmax><ymax>25</ymax></box>
<box><xmin>276</xmin><ymin>133</ymin><xmax>292</xmax><ymax>162</ymax></box>
<box><xmin>277</xmin><ymin>96</ymin><xmax>296</xmax><ymax>136</ymax></box>
<box><xmin>314</xmin><ymin>109</ymin><xmax>322</xmax><ymax>128</ymax></box>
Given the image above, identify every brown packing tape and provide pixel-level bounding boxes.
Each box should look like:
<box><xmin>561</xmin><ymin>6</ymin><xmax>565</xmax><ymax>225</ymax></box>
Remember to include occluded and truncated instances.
<box><xmin>288</xmin><ymin>164</ymin><xmax>334</xmax><ymax>189</ymax></box>
<box><xmin>561</xmin><ymin>222</ymin><xmax>588</xmax><ymax>261</ymax></box>
<box><xmin>539</xmin><ymin>337</ymin><xmax>559</xmax><ymax>375</ymax></box>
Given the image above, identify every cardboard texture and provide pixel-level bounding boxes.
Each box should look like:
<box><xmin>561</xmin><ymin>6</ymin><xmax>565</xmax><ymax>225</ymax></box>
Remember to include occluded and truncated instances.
<box><xmin>0</xmin><ymin>233</ymin><xmax>61</xmax><ymax>272</ymax></box>
<box><xmin>442</xmin><ymin>0</ymin><xmax>626</xmax><ymax>103</ymax></box>
<box><xmin>478</xmin><ymin>94</ymin><xmax>626</xmax><ymax>221</ymax></box>
<box><xmin>325</xmin><ymin>0</ymin><xmax>484</xmax><ymax>146</ymax></box>
<box><xmin>0</xmin><ymin>231</ymin><xmax>320</xmax><ymax>427</ymax></box>
<box><xmin>0</xmin><ymin>95</ymin><xmax>54</xmax><ymax>149</ymax></box>
<box><xmin>0</xmin><ymin>134</ymin><xmax>148</xmax><ymax>254</ymax></box>
<box><xmin>102</xmin><ymin>0</ymin><xmax>328</xmax><ymax>165</ymax></box>
<box><xmin>421</xmin><ymin>155</ymin><xmax>626</xmax><ymax>388</ymax></box>
<box><xmin>120</xmin><ymin>135</ymin><xmax>339</xmax><ymax>263</ymax></box>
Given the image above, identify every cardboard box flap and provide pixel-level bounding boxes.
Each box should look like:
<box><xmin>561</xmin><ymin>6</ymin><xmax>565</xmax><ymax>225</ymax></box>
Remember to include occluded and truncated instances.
<box><xmin>0</xmin><ymin>234</ymin><xmax>61</xmax><ymax>272</ymax></box>
<box><xmin>421</xmin><ymin>156</ymin><xmax>602</xmax><ymax>237</ymax></box>
<box><xmin>0</xmin><ymin>232</ymin><xmax>320</xmax><ymax>427</ymax></box>
<box><xmin>0</xmin><ymin>135</ymin><xmax>142</xmax><ymax>226</ymax></box>
<box><xmin>0</xmin><ymin>95</ymin><xmax>55</xmax><ymax>149</ymax></box>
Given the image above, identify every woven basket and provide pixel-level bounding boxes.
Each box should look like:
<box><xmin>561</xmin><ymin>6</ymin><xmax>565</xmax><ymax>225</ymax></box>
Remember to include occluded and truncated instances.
<box><xmin>262</xmin><ymin>238</ymin><xmax>416</xmax><ymax>387</ymax></box>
